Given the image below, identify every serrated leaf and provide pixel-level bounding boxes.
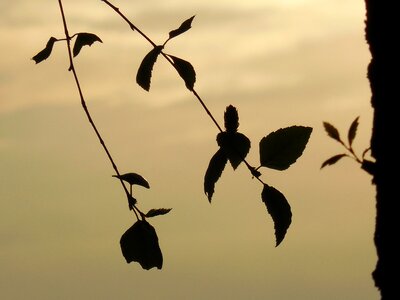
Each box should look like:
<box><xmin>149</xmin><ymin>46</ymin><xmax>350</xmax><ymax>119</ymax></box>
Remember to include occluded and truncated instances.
<box><xmin>136</xmin><ymin>46</ymin><xmax>163</xmax><ymax>91</ymax></box>
<box><xmin>224</xmin><ymin>105</ymin><xmax>239</xmax><ymax>133</ymax></box>
<box><xmin>73</xmin><ymin>32</ymin><xmax>102</xmax><ymax>57</ymax></box>
<box><xmin>146</xmin><ymin>208</ymin><xmax>172</xmax><ymax>218</ymax></box>
<box><xmin>112</xmin><ymin>173</ymin><xmax>150</xmax><ymax>188</ymax></box>
<box><xmin>204</xmin><ymin>148</ymin><xmax>228</xmax><ymax>202</ymax></box>
<box><xmin>259</xmin><ymin>126</ymin><xmax>312</xmax><ymax>170</ymax></box>
<box><xmin>32</xmin><ymin>37</ymin><xmax>57</xmax><ymax>64</ymax></box>
<box><xmin>261</xmin><ymin>184</ymin><xmax>292</xmax><ymax>247</ymax></box>
<box><xmin>168</xmin><ymin>55</ymin><xmax>196</xmax><ymax>90</ymax></box>
<box><xmin>168</xmin><ymin>15</ymin><xmax>195</xmax><ymax>40</ymax></box>
<box><xmin>320</xmin><ymin>154</ymin><xmax>348</xmax><ymax>169</ymax></box>
<box><xmin>120</xmin><ymin>220</ymin><xmax>163</xmax><ymax>270</ymax></box>
<box><xmin>323</xmin><ymin>122</ymin><xmax>341</xmax><ymax>143</ymax></box>
<box><xmin>217</xmin><ymin>132</ymin><xmax>251</xmax><ymax>169</ymax></box>
<box><xmin>348</xmin><ymin>116</ymin><xmax>359</xmax><ymax>146</ymax></box>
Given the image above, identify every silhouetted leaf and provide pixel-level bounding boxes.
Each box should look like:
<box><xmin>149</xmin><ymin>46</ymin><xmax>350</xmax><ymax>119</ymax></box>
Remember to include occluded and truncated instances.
<box><xmin>224</xmin><ymin>105</ymin><xmax>239</xmax><ymax>133</ymax></box>
<box><xmin>323</xmin><ymin>122</ymin><xmax>341</xmax><ymax>143</ymax></box>
<box><xmin>261</xmin><ymin>184</ymin><xmax>292</xmax><ymax>247</ymax></box>
<box><xmin>120</xmin><ymin>220</ymin><xmax>163</xmax><ymax>270</ymax></box>
<box><xmin>72</xmin><ymin>32</ymin><xmax>102</xmax><ymax>57</ymax></box>
<box><xmin>204</xmin><ymin>148</ymin><xmax>228</xmax><ymax>202</ymax></box>
<box><xmin>146</xmin><ymin>208</ymin><xmax>172</xmax><ymax>218</ymax></box>
<box><xmin>167</xmin><ymin>55</ymin><xmax>196</xmax><ymax>90</ymax></box>
<box><xmin>168</xmin><ymin>15</ymin><xmax>195</xmax><ymax>40</ymax></box>
<box><xmin>320</xmin><ymin>154</ymin><xmax>348</xmax><ymax>169</ymax></box>
<box><xmin>113</xmin><ymin>173</ymin><xmax>150</xmax><ymax>188</ymax></box>
<box><xmin>348</xmin><ymin>116</ymin><xmax>359</xmax><ymax>146</ymax></box>
<box><xmin>217</xmin><ymin>132</ymin><xmax>251</xmax><ymax>169</ymax></box>
<box><xmin>136</xmin><ymin>46</ymin><xmax>163</xmax><ymax>91</ymax></box>
<box><xmin>259</xmin><ymin>126</ymin><xmax>312</xmax><ymax>170</ymax></box>
<box><xmin>32</xmin><ymin>37</ymin><xmax>57</xmax><ymax>64</ymax></box>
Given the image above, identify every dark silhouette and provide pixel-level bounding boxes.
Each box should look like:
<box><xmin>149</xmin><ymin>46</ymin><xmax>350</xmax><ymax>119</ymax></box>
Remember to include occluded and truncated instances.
<box><xmin>365</xmin><ymin>1</ymin><xmax>396</xmax><ymax>298</ymax></box>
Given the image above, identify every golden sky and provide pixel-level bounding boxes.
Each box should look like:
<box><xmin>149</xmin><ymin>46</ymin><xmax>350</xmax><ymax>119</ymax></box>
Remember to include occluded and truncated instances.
<box><xmin>0</xmin><ymin>0</ymin><xmax>378</xmax><ymax>299</ymax></box>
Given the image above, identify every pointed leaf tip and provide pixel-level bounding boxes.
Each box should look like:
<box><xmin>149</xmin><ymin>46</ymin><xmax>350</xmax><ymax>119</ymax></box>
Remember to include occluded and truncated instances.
<box><xmin>120</xmin><ymin>220</ymin><xmax>163</xmax><ymax>270</ymax></box>
<box><xmin>168</xmin><ymin>15</ymin><xmax>195</xmax><ymax>40</ymax></box>
<box><xmin>320</xmin><ymin>154</ymin><xmax>348</xmax><ymax>169</ymax></box>
<box><xmin>261</xmin><ymin>184</ymin><xmax>292</xmax><ymax>246</ymax></box>
<box><xmin>348</xmin><ymin>116</ymin><xmax>359</xmax><ymax>146</ymax></box>
<box><xmin>113</xmin><ymin>173</ymin><xmax>150</xmax><ymax>188</ymax></box>
<box><xmin>259</xmin><ymin>126</ymin><xmax>312</xmax><ymax>170</ymax></box>
<box><xmin>32</xmin><ymin>37</ymin><xmax>58</xmax><ymax>64</ymax></box>
<box><xmin>204</xmin><ymin>148</ymin><xmax>228</xmax><ymax>202</ymax></box>
<box><xmin>168</xmin><ymin>55</ymin><xmax>196</xmax><ymax>90</ymax></box>
<box><xmin>146</xmin><ymin>208</ymin><xmax>172</xmax><ymax>218</ymax></box>
<box><xmin>136</xmin><ymin>46</ymin><xmax>163</xmax><ymax>91</ymax></box>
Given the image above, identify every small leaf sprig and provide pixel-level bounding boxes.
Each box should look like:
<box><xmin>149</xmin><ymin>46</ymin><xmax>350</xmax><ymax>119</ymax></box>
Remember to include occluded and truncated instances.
<box><xmin>101</xmin><ymin>0</ymin><xmax>313</xmax><ymax>247</ymax></box>
<box><xmin>32</xmin><ymin>0</ymin><xmax>171</xmax><ymax>270</ymax></box>
<box><xmin>321</xmin><ymin>116</ymin><xmax>375</xmax><ymax>175</ymax></box>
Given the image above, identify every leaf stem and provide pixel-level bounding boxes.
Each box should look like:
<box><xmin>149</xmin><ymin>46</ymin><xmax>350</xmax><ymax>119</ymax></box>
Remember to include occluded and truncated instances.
<box><xmin>57</xmin><ymin>0</ymin><xmax>137</xmax><ymax>216</ymax></box>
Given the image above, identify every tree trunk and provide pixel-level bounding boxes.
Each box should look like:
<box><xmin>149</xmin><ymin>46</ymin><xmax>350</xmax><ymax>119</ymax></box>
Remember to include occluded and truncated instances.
<box><xmin>364</xmin><ymin>1</ymin><xmax>398</xmax><ymax>298</ymax></box>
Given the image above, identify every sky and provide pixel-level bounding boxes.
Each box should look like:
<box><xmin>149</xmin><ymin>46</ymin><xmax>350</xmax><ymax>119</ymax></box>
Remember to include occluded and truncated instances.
<box><xmin>0</xmin><ymin>0</ymin><xmax>379</xmax><ymax>299</ymax></box>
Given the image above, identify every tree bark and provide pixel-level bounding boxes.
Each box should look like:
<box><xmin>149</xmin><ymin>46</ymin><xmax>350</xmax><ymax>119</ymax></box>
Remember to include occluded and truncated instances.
<box><xmin>364</xmin><ymin>1</ymin><xmax>398</xmax><ymax>298</ymax></box>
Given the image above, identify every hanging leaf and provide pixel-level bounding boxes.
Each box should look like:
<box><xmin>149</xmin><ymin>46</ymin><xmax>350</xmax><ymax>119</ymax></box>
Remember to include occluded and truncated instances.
<box><xmin>259</xmin><ymin>126</ymin><xmax>312</xmax><ymax>170</ymax></box>
<box><xmin>120</xmin><ymin>220</ymin><xmax>163</xmax><ymax>270</ymax></box>
<box><xmin>217</xmin><ymin>132</ymin><xmax>251</xmax><ymax>169</ymax></box>
<box><xmin>112</xmin><ymin>173</ymin><xmax>150</xmax><ymax>189</ymax></box>
<box><xmin>146</xmin><ymin>208</ymin><xmax>172</xmax><ymax>218</ymax></box>
<box><xmin>323</xmin><ymin>122</ymin><xmax>341</xmax><ymax>143</ymax></box>
<box><xmin>167</xmin><ymin>55</ymin><xmax>196</xmax><ymax>90</ymax></box>
<box><xmin>347</xmin><ymin>116</ymin><xmax>359</xmax><ymax>146</ymax></box>
<box><xmin>224</xmin><ymin>105</ymin><xmax>239</xmax><ymax>133</ymax></box>
<box><xmin>204</xmin><ymin>148</ymin><xmax>228</xmax><ymax>202</ymax></box>
<box><xmin>320</xmin><ymin>154</ymin><xmax>348</xmax><ymax>169</ymax></box>
<box><xmin>73</xmin><ymin>32</ymin><xmax>103</xmax><ymax>57</ymax></box>
<box><xmin>168</xmin><ymin>15</ymin><xmax>195</xmax><ymax>40</ymax></box>
<box><xmin>136</xmin><ymin>46</ymin><xmax>163</xmax><ymax>91</ymax></box>
<box><xmin>261</xmin><ymin>184</ymin><xmax>292</xmax><ymax>247</ymax></box>
<box><xmin>32</xmin><ymin>37</ymin><xmax>58</xmax><ymax>64</ymax></box>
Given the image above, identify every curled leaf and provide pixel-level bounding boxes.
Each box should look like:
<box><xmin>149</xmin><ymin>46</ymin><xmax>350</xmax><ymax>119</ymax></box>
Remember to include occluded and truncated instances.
<box><xmin>204</xmin><ymin>148</ymin><xmax>228</xmax><ymax>202</ymax></box>
<box><xmin>224</xmin><ymin>105</ymin><xmax>239</xmax><ymax>133</ymax></box>
<box><xmin>32</xmin><ymin>37</ymin><xmax>58</xmax><ymax>64</ymax></box>
<box><xmin>120</xmin><ymin>220</ymin><xmax>163</xmax><ymax>270</ymax></box>
<box><xmin>217</xmin><ymin>132</ymin><xmax>251</xmax><ymax>169</ymax></box>
<box><xmin>146</xmin><ymin>208</ymin><xmax>172</xmax><ymax>218</ymax></box>
<box><xmin>323</xmin><ymin>122</ymin><xmax>341</xmax><ymax>143</ymax></box>
<box><xmin>168</xmin><ymin>15</ymin><xmax>195</xmax><ymax>40</ymax></box>
<box><xmin>259</xmin><ymin>126</ymin><xmax>312</xmax><ymax>170</ymax></box>
<box><xmin>136</xmin><ymin>46</ymin><xmax>163</xmax><ymax>91</ymax></box>
<box><xmin>348</xmin><ymin>116</ymin><xmax>359</xmax><ymax>146</ymax></box>
<box><xmin>320</xmin><ymin>154</ymin><xmax>348</xmax><ymax>169</ymax></box>
<box><xmin>72</xmin><ymin>32</ymin><xmax>102</xmax><ymax>57</ymax></box>
<box><xmin>112</xmin><ymin>173</ymin><xmax>150</xmax><ymax>189</ymax></box>
<box><xmin>167</xmin><ymin>55</ymin><xmax>196</xmax><ymax>90</ymax></box>
<box><xmin>261</xmin><ymin>184</ymin><xmax>292</xmax><ymax>247</ymax></box>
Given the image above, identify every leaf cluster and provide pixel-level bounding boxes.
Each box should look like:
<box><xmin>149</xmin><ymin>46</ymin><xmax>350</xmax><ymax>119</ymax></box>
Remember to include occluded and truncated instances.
<box><xmin>321</xmin><ymin>117</ymin><xmax>375</xmax><ymax>175</ymax></box>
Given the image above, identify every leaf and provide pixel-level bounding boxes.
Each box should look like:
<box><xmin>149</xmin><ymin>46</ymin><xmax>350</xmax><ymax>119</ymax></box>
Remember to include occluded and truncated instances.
<box><xmin>323</xmin><ymin>122</ymin><xmax>341</xmax><ymax>143</ymax></box>
<box><xmin>73</xmin><ymin>32</ymin><xmax>103</xmax><ymax>57</ymax></box>
<box><xmin>217</xmin><ymin>132</ymin><xmax>251</xmax><ymax>169</ymax></box>
<box><xmin>204</xmin><ymin>148</ymin><xmax>228</xmax><ymax>202</ymax></box>
<box><xmin>146</xmin><ymin>208</ymin><xmax>172</xmax><ymax>218</ymax></box>
<box><xmin>120</xmin><ymin>220</ymin><xmax>163</xmax><ymax>270</ymax></box>
<box><xmin>347</xmin><ymin>116</ymin><xmax>359</xmax><ymax>146</ymax></box>
<box><xmin>261</xmin><ymin>184</ymin><xmax>292</xmax><ymax>247</ymax></box>
<box><xmin>136</xmin><ymin>46</ymin><xmax>163</xmax><ymax>91</ymax></box>
<box><xmin>224</xmin><ymin>105</ymin><xmax>239</xmax><ymax>133</ymax></box>
<box><xmin>259</xmin><ymin>126</ymin><xmax>312</xmax><ymax>170</ymax></box>
<box><xmin>320</xmin><ymin>154</ymin><xmax>348</xmax><ymax>169</ymax></box>
<box><xmin>113</xmin><ymin>173</ymin><xmax>150</xmax><ymax>188</ymax></box>
<box><xmin>168</xmin><ymin>15</ymin><xmax>195</xmax><ymax>40</ymax></box>
<box><xmin>167</xmin><ymin>55</ymin><xmax>196</xmax><ymax>90</ymax></box>
<box><xmin>32</xmin><ymin>37</ymin><xmax>57</xmax><ymax>64</ymax></box>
